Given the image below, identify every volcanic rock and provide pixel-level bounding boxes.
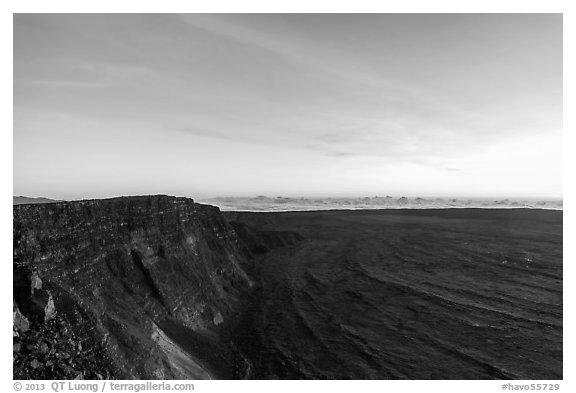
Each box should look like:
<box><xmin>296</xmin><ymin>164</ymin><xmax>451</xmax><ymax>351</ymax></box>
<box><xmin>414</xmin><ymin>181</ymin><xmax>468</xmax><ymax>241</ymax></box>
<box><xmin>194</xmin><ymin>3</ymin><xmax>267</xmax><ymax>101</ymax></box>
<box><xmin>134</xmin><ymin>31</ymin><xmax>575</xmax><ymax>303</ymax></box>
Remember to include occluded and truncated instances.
<box><xmin>13</xmin><ymin>195</ymin><xmax>253</xmax><ymax>379</ymax></box>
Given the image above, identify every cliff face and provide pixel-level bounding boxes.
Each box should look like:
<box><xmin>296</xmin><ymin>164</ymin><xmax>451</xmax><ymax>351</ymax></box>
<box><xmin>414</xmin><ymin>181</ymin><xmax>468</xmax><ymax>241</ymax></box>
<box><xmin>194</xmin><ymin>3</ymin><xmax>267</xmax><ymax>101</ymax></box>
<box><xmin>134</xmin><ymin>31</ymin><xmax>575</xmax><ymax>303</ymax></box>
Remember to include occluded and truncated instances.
<box><xmin>13</xmin><ymin>195</ymin><xmax>253</xmax><ymax>379</ymax></box>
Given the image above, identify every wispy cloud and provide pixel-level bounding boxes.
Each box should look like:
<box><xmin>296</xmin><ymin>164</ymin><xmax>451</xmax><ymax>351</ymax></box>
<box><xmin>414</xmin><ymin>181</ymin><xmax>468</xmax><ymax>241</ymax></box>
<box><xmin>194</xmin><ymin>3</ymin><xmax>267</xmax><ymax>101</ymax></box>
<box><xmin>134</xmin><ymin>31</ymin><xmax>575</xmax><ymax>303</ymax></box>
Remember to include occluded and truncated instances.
<box><xmin>13</xmin><ymin>14</ymin><xmax>562</xmax><ymax>199</ymax></box>
<box><xmin>17</xmin><ymin>78</ymin><xmax>110</xmax><ymax>89</ymax></box>
<box><xmin>176</xmin><ymin>14</ymin><xmax>429</xmax><ymax>101</ymax></box>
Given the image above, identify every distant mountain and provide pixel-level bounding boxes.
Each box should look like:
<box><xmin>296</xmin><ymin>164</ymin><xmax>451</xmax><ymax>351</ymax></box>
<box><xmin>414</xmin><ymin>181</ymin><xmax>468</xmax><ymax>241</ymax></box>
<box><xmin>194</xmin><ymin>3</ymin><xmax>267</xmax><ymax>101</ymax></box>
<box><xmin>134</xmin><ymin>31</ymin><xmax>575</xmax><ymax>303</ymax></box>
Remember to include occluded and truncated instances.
<box><xmin>13</xmin><ymin>196</ymin><xmax>62</xmax><ymax>205</ymax></box>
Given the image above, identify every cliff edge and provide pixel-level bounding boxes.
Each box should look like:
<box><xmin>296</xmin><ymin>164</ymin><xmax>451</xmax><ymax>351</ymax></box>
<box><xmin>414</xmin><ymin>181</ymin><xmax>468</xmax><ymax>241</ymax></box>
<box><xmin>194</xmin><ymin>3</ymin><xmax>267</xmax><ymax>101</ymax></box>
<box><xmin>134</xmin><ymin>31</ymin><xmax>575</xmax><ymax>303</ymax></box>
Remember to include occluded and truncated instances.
<box><xmin>13</xmin><ymin>195</ymin><xmax>253</xmax><ymax>379</ymax></box>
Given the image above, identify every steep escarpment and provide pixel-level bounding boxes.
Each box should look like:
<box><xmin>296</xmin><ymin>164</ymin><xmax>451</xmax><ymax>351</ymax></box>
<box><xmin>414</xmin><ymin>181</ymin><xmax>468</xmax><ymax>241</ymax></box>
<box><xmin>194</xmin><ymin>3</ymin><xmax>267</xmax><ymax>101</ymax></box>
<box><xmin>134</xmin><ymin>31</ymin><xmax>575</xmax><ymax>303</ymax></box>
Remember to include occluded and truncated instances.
<box><xmin>13</xmin><ymin>195</ymin><xmax>253</xmax><ymax>379</ymax></box>
<box><xmin>226</xmin><ymin>220</ymin><xmax>304</xmax><ymax>258</ymax></box>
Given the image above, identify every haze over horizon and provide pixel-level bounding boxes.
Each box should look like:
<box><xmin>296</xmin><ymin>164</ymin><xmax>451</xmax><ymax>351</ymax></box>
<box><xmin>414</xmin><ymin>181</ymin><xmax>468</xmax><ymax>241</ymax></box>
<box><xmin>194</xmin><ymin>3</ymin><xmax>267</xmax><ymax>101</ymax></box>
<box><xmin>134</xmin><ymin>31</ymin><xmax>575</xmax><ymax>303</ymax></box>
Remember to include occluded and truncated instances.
<box><xmin>14</xmin><ymin>14</ymin><xmax>562</xmax><ymax>200</ymax></box>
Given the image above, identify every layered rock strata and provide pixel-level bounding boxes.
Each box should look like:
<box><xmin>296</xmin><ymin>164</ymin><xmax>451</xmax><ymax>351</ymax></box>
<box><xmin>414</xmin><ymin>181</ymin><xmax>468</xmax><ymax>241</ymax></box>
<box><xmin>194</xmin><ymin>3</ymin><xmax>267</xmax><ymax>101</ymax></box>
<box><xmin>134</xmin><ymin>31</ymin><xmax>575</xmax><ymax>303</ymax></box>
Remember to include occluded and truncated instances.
<box><xmin>13</xmin><ymin>195</ymin><xmax>253</xmax><ymax>379</ymax></box>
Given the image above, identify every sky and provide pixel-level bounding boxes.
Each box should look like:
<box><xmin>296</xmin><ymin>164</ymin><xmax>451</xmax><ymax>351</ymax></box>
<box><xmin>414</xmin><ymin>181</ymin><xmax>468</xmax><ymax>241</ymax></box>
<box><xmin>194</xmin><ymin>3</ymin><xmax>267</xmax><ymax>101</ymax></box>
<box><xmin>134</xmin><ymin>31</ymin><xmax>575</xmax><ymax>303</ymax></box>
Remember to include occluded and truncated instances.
<box><xmin>13</xmin><ymin>13</ymin><xmax>562</xmax><ymax>200</ymax></box>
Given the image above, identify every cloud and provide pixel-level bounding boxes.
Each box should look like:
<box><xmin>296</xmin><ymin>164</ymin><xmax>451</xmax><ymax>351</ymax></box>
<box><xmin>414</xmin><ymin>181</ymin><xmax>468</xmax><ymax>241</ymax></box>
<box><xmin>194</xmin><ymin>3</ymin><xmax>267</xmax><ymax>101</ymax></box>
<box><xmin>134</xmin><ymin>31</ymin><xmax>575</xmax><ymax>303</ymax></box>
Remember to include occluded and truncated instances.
<box><xmin>174</xmin><ymin>126</ymin><xmax>261</xmax><ymax>144</ymax></box>
<box><xmin>17</xmin><ymin>78</ymin><xmax>110</xmax><ymax>89</ymax></box>
<box><xmin>325</xmin><ymin>151</ymin><xmax>355</xmax><ymax>157</ymax></box>
<box><xmin>176</xmin><ymin>14</ymin><xmax>428</xmax><ymax>100</ymax></box>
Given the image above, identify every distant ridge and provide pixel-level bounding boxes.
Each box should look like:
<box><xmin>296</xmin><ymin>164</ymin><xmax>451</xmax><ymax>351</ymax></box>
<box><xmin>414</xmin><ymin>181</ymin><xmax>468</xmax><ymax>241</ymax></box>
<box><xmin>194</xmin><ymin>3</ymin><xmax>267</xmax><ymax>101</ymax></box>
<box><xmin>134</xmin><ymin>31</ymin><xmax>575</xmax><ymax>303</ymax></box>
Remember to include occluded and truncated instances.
<box><xmin>13</xmin><ymin>196</ymin><xmax>62</xmax><ymax>205</ymax></box>
<box><xmin>199</xmin><ymin>195</ymin><xmax>563</xmax><ymax>212</ymax></box>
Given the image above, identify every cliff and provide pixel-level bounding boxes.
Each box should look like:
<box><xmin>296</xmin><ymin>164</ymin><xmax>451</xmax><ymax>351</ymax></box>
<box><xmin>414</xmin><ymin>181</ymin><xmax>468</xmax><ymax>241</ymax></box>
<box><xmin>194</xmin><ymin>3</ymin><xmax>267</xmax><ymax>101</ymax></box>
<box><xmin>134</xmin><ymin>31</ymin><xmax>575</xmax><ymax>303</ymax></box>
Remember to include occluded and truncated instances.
<box><xmin>13</xmin><ymin>195</ymin><xmax>254</xmax><ymax>379</ymax></box>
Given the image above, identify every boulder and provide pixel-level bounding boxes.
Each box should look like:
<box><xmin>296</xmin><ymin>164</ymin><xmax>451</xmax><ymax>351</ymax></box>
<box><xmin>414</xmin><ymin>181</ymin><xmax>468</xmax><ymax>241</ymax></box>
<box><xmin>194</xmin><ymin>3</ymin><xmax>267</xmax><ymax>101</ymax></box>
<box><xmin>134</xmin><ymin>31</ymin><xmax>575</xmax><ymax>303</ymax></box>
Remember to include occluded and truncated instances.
<box><xmin>13</xmin><ymin>303</ymin><xmax>30</xmax><ymax>335</ymax></box>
